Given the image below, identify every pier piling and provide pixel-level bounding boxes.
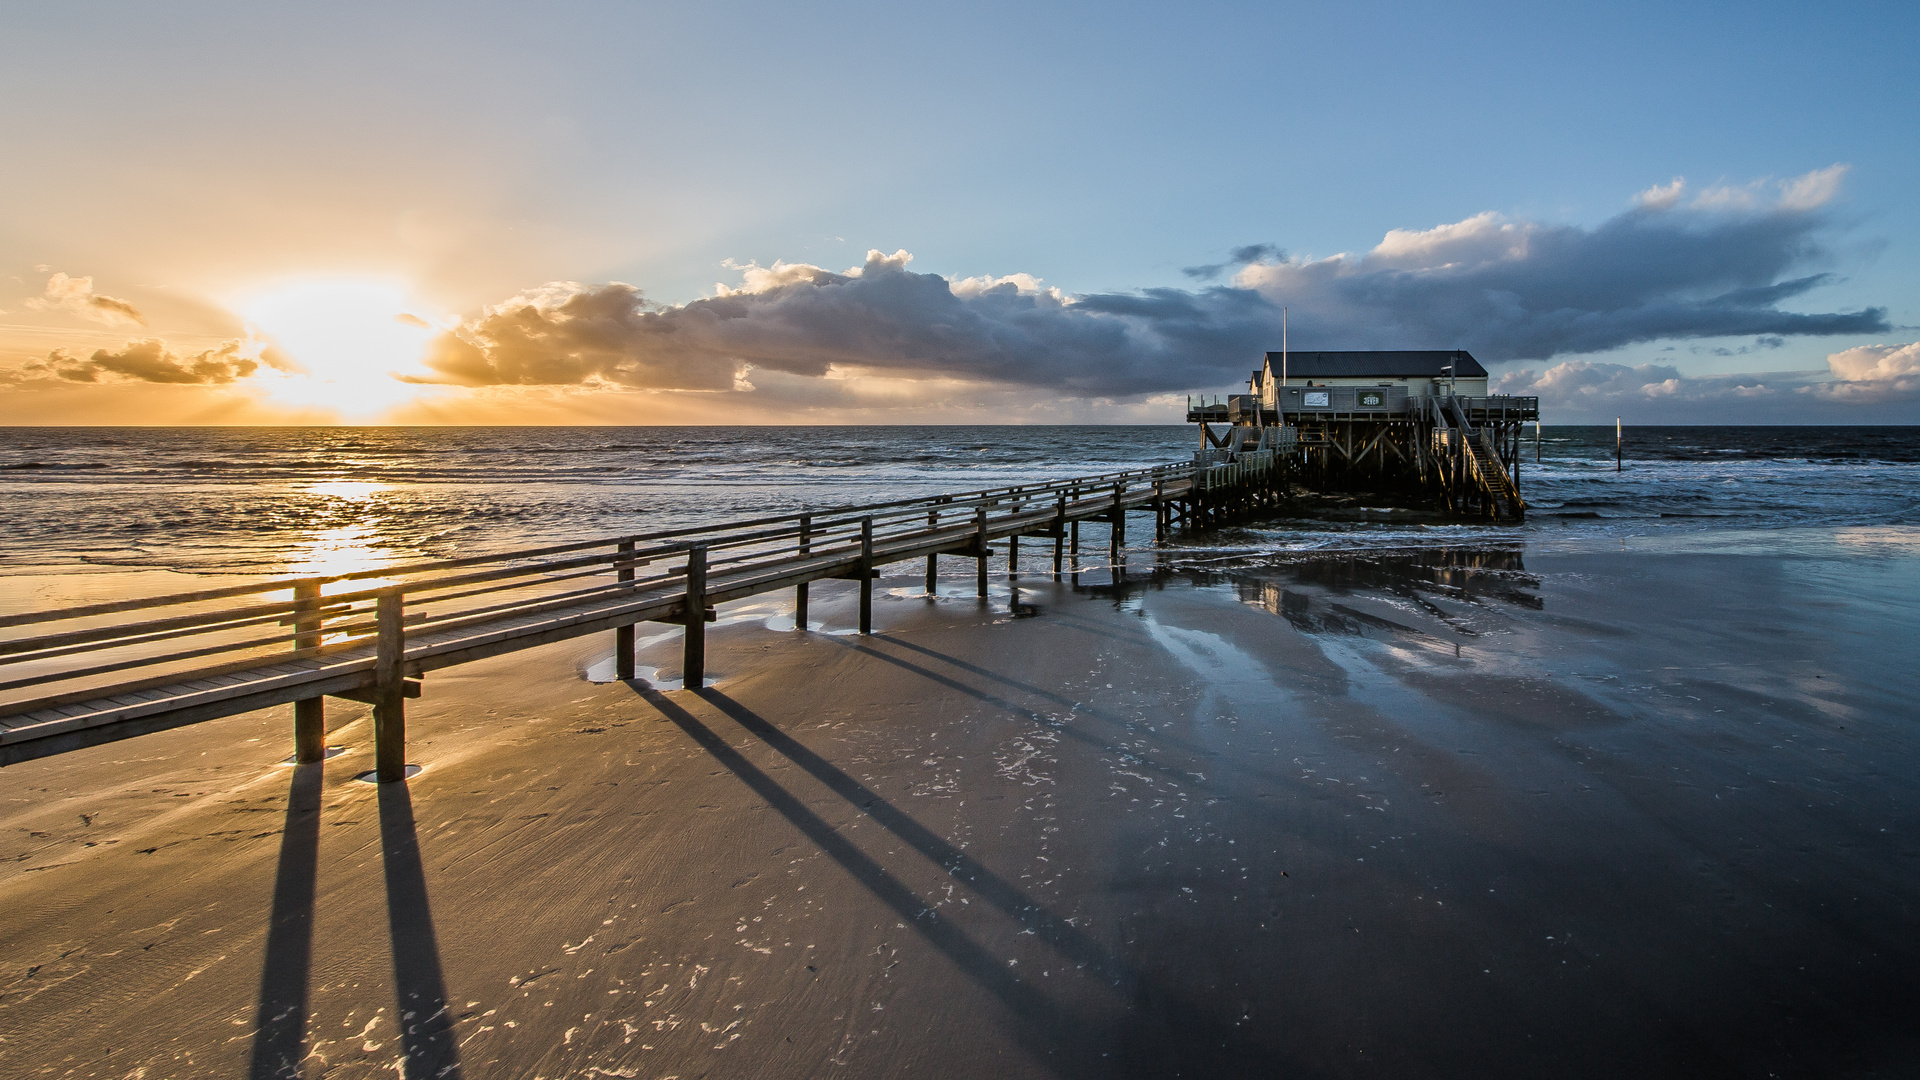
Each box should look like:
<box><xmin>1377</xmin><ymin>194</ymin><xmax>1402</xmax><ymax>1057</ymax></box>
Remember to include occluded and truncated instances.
<box><xmin>794</xmin><ymin>516</ymin><xmax>810</xmax><ymax>631</ymax></box>
<box><xmin>975</xmin><ymin>508</ymin><xmax>988</xmax><ymax>597</ymax></box>
<box><xmin>683</xmin><ymin>546</ymin><xmax>707</xmax><ymax>688</ymax></box>
<box><xmin>616</xmin><ymin>540</ymin><xmax>636</xmax><ymax>680</ymax></box>
<box><xmin>859</xmin><ymin>517</ymin><xmax>874</xmax><ymax>635</ymax></box>
<box><xmin>925</xmin><ymin>503</ymin><xmax>940</xmax><ymax>594</ymax></box>
<box><xmin>1053</xmin><ymin>496</ymin><xmax>1066</xmax><ymax>579</ymax></box>
<box><xmin>373</xmin><ymin>590</ymin><xmax>407</xmax><ymax>783</ymax></box>
<box><xmin>292</xmin><ymin>581</ymin><xmax>325</xmax><ymax>763</ymax></box>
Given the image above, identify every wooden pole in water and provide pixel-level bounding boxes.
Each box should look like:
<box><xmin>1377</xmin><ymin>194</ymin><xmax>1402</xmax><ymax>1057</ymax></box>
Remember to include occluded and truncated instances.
<box><xmin>975</xmin><ymin>507</ymin><xmax>989</xmax><ymax>598</ymax></box>
<box><xmin>1008</xmin><ymin>528</ymin><xmax>1019</xmax><ymax>577</ymax></box>
<box><xmin>616</xmin><ymin>540</ymin><xmax>636</xmax><ymax>680</ymax></box>
<box><xmin>795</xmin><ymin>515</ymin><xmax>811</xmax><ymax>631</ymax></box>
<box><xmin>1615</xmin><ymin>417</ymin><xmax>1622</xmax><ymax>472</ymax></box>
<box><xmin>373</xmin><ymin>590</ymin><xmax>407</xmax><ymax>783</ymax></box>
<box><xmin>292</xmin><ymin>581</ymin><xmax>324</xmax><ymax>763</ymax></box>
<box><xmin>859</xmin><ymin>516</ymin><xmax>874</xmax><ymax>635</ymax></box>
<box><xmin>1535</xmin><ymin>420</ymin><xmax>1541</xmax><ymax>464</ymax></box>
<box><xmin>683</xmin><ymin>545</ymin><xmax>707</xmax><ymax>689</ymax></box>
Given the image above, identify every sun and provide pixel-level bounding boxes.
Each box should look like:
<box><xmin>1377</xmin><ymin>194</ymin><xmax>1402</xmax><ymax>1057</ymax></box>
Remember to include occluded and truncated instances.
<box><xmin>235</xmin><ymin>278</ymin><xmax>443</xmax><ymax>418</ymax></box>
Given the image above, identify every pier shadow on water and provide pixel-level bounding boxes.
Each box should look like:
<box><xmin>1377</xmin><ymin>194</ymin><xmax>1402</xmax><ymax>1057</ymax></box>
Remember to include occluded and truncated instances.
<box><xmin>246</xmin><ymin>759</ymin><xmax>464</xmax><ymax>1080</ymax></box>
<box><xmin>631</xmin><ymin>682</ymin><xmax>1286</xmax><ymax>1077</ymax></box>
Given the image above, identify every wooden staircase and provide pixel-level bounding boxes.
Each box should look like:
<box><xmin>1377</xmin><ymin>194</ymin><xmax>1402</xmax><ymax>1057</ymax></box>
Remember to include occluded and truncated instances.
<box><xmin>1430</xmin><ymin>398</ymin><xmax>1524</xmax><ymax>521</ymax></box>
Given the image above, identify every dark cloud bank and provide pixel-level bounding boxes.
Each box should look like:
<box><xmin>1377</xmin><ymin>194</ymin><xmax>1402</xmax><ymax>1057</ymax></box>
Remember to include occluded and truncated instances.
<box><xmin>399</xmin><ymin>166</ymin><xmax>1905</xmax><ymax>419</ymax></box>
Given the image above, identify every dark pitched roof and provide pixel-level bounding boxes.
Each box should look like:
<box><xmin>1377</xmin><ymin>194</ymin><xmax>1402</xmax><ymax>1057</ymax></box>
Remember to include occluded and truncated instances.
<box><xmin>1262</xmin><ymin>350</ymin><xmax>1486</xmax><ymax>378</ymax></box>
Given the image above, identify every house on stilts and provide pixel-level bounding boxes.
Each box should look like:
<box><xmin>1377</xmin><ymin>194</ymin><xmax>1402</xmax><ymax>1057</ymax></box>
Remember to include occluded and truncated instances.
<box><xmin>1186</xmin><ymin>349</ymin><xmax>1538</xmax><ymax>520</ymax></box>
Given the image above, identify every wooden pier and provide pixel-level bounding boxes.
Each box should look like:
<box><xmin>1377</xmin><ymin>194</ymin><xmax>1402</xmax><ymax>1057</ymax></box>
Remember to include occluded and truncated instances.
<box><xmin>1</xmin><ymin>456</ymin><xmax>1288</xmax><ymax>780</ymax></box>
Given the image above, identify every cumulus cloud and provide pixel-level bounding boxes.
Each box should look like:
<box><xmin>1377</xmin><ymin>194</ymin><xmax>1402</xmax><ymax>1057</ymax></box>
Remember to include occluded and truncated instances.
<box><xmin>413</xmin><ymin>249</ymin><xmax>1286</xmax><ymax>395</ymax></box>
<box><xmin>28</xmin><ymin>339</ymin><xmax>260</xmax><ymax>384</ymax></box>
<box><xmin>23</xmin><ymin>272</ymin><xmax>145</xmax><ymax>326</ymax></box>
<box><xmin>416</xmin><ymin>166</ymin><xmax>1883</xmax><ymax>402</ymax></box>
<box><xmin>1826</xmin><ymin>341</ymin><xmax>1920</xmax><ymax>383</ymax></box>
<box><xmin>1810</xmin><ymin>342</ymin><xmax>1920</xmax><ymax>404</ymax></box>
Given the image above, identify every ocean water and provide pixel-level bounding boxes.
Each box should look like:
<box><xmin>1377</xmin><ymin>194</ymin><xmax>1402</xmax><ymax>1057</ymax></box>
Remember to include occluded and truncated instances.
<box><xmin>1</xmin><ymin>426</ymin><xmax>1916</xmax><ymax>585</ymax></box>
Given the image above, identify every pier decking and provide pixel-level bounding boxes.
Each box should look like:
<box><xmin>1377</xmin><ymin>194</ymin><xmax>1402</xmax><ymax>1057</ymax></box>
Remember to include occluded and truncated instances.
<box><xmin>2</xmin><ymin>456</ymin><xmax>1287</xmax><ymax>779</ymax></box>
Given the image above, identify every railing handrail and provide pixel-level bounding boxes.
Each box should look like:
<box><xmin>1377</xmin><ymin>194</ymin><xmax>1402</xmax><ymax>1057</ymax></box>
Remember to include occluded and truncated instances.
<box><xmin>2</xmin><ymin>457</ymin><xmax>1235</xmax><ymax>727</ymax></box>
<box><xmin>1</xmin><ymin>461</ymin><xmax>1192</xmax><ymax>631</ymax></box>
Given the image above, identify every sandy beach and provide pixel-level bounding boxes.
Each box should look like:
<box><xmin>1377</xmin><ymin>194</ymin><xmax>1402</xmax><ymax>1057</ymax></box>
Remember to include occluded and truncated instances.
<box><xmin>3</xmin><ymin>537</ymin><xmax>1916</xmax><ymax>1078</ymax></box>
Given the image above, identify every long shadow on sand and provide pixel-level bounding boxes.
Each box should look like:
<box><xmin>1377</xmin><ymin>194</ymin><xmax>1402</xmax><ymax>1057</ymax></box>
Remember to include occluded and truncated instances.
<box><xmin>376</xmin><ymin>780</ymin><xmax>466</xmax><ymax>1080</ymax></box>
<box><xmin>247</xmin><ymin>762</ymin><xmax>324</xmax><ymax>1080</ymax></box>
<box><xmin>247</xmin><ymin>765</ymin><xmax>464</xmax><ymax>1079</ymax></box>
<box><xmin>636</xmin><ymin>684</ymin><xmax>1285</xmax><ymax>1077</ymax></box>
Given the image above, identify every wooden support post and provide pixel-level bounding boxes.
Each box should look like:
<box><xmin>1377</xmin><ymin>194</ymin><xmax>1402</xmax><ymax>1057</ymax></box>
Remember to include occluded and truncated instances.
<box><xmin>373</xmin><ymin>590</ymin><xmax>407</xmax><ymax>783</ymax></box>
<box><xmin>975</xmin><ymin>507</ymin><xmax>989</xmax><ymax>598</ymax></box>
<box><xmin>1008</xmin><ymin>531</ymin><xmax>1019</xmax><ymax>577</ymax></box>
<box><xmin>1512</xmin><ymin>424</ymin><xmax>1521</xmax><ymax>502</ymax></box>
<box><xmin>1070</xmin><ymin>518</ymin><xmax>1079</xmax><ymax>565</ymax></box>
<box><xmin>1053</xmin><ymin>496</ymin><xmax>1065</xmax><ymax>579</ymax></box>
<box><xmin>616</xmin><ymin>540</ymin><xmax>636</xmax><ymax>681</ymax></box>
<box><xmin>683</xmin><ymin>545</ymin><xmax>707</xmax><ymax>689</ymax></box>
<box><xmin>859</xmin><ymin>516</ymin><xmax>874</xmax><ymax>635</ymax></box>
<box><xmin>1111</xmin><ymin>483</ymin><xmax>1126</xmax><ymax>552</ymax></box>
<box><xmin>1153</xmin><ymin>478</ymin><xmax>1165</xmax><ymax>540</ymax></box>
<box><xmin>292</xmin><ymin>581</ymin><xmax>325</xmax><ymax>763</ymax></box>
<box><xmin>926</xmin><ymin>504</ymin><xmax>939</xmax><ymax>595</ymax></box>
<box><xmin>794</xmin><ymin>515</ymin><xmax>810</xmax><ymax>631</ymax></box>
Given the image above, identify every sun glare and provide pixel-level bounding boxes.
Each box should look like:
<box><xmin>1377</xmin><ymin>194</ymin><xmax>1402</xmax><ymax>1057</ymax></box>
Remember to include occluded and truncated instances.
<box><xmin>236</xmin><ymin>279</ymin><xmax>441</xmax><ymax>418</ymax></box>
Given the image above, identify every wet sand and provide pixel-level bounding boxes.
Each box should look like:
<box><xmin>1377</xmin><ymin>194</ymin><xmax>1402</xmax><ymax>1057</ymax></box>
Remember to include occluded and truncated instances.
<box><xmin>2</xmin><ymin>542</ymin><xmax>1917</xmax><ymax>1078</ymax></box>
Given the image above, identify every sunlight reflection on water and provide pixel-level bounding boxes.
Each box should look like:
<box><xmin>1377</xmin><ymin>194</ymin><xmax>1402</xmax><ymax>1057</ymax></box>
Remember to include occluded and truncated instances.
<box><xmin>304</xmin><ymin>480</ymin><xmax>389</xmax><ymax>501</ymax></box>
<box><xmin>288</xmin><ymin>526</ymin><xmax>399</xmax><ymax>588</ymax></box>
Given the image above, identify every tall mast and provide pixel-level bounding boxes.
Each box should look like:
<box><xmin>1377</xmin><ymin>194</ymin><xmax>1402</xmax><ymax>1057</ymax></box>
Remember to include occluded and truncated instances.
<box><xmin>1282</xmin><ymin>308</ymin><xmax>1288</xmax><ymax>387</ymax></box>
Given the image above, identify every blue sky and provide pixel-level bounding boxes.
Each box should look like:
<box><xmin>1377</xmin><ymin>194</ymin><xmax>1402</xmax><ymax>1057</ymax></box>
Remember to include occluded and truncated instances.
<box><xmin>2</xmin><ymin>1</ymin><xmax>1915</xmax><ymax>423</ymax></box>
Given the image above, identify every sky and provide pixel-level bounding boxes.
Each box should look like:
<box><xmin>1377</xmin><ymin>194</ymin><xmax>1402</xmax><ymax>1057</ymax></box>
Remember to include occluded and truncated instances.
<box><xmin>2</xmin><ymin>0</ymin><xmax>1916</xmax><ymax>425</ymax></box>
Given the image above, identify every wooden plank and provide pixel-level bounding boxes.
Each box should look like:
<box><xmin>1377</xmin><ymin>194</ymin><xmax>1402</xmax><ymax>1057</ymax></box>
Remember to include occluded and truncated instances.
<box><xmin>405</xmin><ymin>594</ymin><xmax>685</xmax><ymax>670</ymax></box>
<box><xmin>0</xmin><ymin>670</ymin><xmax>372</xmax><ymax>765</ymax></box>
<box><xmin>0</xmin><ymin>659</ymin><xmax>376</xmax><ymax>745</ymax></box>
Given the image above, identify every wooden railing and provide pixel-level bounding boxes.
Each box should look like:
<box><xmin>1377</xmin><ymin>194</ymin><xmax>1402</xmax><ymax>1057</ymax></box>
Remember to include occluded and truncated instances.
<box><xmin>2</xmin><ymin>460</ymin><xmax>1249</xmax><ymax>774</ymax></box>
<box><xmin>1198</xmin><ymin>448</ymin><xmax>1280</xmax><ymax>492</ymax></box>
